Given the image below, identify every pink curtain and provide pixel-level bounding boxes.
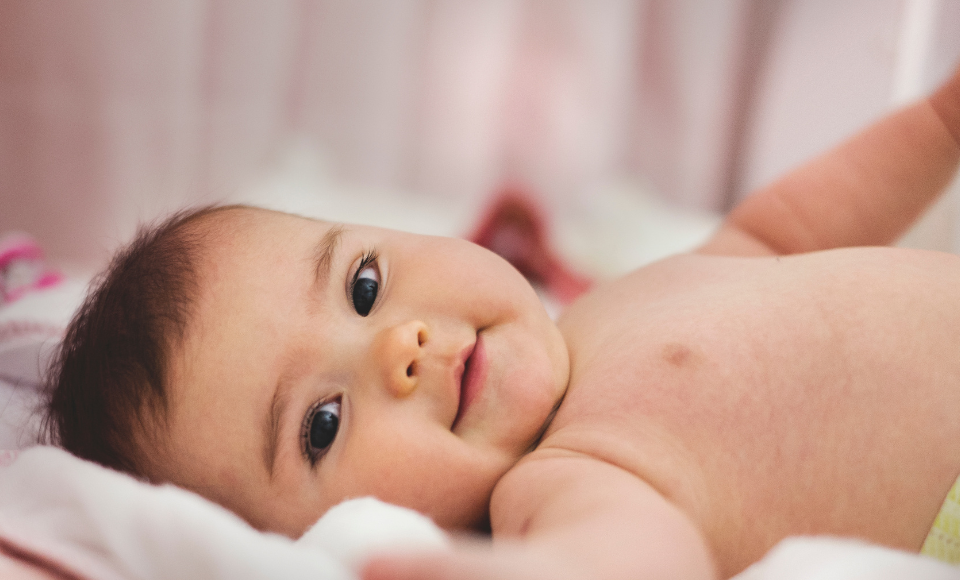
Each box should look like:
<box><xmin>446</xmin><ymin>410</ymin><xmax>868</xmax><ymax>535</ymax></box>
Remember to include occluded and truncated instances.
<box><xmin>2</xmin><ymin>0</ymin><xmax>959</xmax><ymax>267</ymax></box>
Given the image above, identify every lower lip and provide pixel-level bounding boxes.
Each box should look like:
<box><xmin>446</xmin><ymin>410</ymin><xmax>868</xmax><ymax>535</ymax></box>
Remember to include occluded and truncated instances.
<box><xmin>455</xmin><ymin>335</ymin><xmax>488</xmax><ymax>427</ymax></box>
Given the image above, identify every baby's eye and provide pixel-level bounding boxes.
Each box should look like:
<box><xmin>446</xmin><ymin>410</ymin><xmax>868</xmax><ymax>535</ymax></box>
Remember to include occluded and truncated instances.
<box><xmin>351</xmin><ymin>259</ymin><xmax>380</xmax><ymax>316</ymax></box>
<box><xmin>303</xmin><ymin>399</ymin><xmax>340</xmax><ymax>464</ymax></box>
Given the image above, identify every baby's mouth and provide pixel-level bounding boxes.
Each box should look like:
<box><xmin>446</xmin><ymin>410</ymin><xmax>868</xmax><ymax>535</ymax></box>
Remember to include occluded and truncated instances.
<box><xmin>453</xmin><ymin>334</ymin><xmax>486</xmax><ymax>430</ymax></box>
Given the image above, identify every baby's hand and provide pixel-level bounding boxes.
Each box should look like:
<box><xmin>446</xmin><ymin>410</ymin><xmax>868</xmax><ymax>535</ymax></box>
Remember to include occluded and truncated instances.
<box><xmin>362</xmin><ymin>540</ymin><xmax>581</xmax><ymax>580</ymax></box>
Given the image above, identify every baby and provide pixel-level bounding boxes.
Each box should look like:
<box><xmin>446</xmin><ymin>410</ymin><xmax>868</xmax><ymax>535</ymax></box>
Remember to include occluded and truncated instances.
<box><xmin>44</xmin><ymin>61</ymin><xmax>960</xmax><ymax>580</ymax></box>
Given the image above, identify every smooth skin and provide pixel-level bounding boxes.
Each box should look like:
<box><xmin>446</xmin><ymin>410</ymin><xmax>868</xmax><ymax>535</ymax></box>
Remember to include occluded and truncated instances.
<box><xmin>150</xmin><ymin>63</ymin><xmax>960</xmax><ymax>580</ymax></box>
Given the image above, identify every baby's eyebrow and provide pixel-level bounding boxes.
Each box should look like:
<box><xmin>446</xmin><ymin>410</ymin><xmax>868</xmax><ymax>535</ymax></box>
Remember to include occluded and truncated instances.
<box><xmin>263</xmin><ymin>224</ymin><xmax>345</xmax><ymax>479</ymax></box>
<box><xmin>313</xmin><ymin>225</ymin><xmax>344</xmax><ymax>286</ymax></box>
<box><xmin>264</xmin><ymin>386</ymin><xmax>287</xmax><ymax>479</ymax></box>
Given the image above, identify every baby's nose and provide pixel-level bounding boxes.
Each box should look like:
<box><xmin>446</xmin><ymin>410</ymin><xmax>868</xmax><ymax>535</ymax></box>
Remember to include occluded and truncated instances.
<box><xmin>375</xmin><ymin>320</ymin><xmax>429</xmax><ymax>398</ymax></box>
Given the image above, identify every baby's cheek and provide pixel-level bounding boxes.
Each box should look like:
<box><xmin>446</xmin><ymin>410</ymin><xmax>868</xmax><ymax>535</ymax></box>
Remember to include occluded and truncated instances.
<box><xmin>371</xmin><ymin>438</ymin><xmax>499</xmax><ymax>528</ymax></box>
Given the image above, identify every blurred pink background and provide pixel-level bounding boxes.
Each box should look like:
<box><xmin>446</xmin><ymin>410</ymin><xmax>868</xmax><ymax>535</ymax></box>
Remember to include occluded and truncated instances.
<box><xmin>2</xmin><ymin>0</ymin><xmax>960</xmax><ymax>270</ymax></box>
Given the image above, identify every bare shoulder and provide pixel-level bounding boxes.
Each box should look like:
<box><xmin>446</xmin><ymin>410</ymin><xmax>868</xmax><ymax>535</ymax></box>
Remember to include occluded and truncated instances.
<box><xmin>488</xmin><ymin>447</ymin><xmax>718</xmax><ymax>579</ymax></box>
<box><xmin>488</xmin><ymin>448</ymin><xmax>639</xmax><ymax>536</ymax></box>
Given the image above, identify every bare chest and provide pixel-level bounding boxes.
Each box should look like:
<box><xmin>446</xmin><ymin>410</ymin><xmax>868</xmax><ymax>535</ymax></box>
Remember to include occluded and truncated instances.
<box><xmin>546</xmin><ymin>248</ymin><xmax>960</xmax><ymax>568</ymax></box>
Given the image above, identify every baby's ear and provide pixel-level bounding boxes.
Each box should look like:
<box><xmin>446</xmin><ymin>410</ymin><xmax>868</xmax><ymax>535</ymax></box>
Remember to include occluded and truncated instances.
<box><xmin>297</xmin><ymin>497</ymin><xmax>449</xmax><ymax>573</ymax></box>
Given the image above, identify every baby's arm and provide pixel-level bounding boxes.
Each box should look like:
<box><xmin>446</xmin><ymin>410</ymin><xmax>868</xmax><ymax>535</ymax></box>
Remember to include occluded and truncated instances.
<box><xmin>363</xmin><ymin>455</ymin><xmax>717</xmax><ymax>580</ymax></box>
<box><xmin>703</xmin><ymin>61</ymin><xmax>960</xmax><ymax>256</ymax></box>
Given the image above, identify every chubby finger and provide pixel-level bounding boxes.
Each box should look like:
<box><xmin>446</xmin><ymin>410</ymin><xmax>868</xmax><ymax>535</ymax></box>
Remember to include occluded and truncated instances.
<box><xmin>361</xmin><ymin>545</ymin><xmax>570</xmax><ymax>580</ymax></box>
<box><xmin>362</xmin><ymin>552</ymin><xmax>488</xmax><ymax>580</ymax></box>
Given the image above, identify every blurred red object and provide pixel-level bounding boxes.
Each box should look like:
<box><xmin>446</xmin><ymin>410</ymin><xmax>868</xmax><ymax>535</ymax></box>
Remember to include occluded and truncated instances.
<box><xmin>468</xmin><ymin>188</ymin><xmax>591</xmax><ymax>305</ymax></box>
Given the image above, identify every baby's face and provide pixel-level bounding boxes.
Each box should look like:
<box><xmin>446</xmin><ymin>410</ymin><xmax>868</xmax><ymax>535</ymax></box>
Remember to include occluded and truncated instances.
<box><xmin>152</xmin><ymin>208</ymin><xmax>569</xmax><ymax>536</ymax></box>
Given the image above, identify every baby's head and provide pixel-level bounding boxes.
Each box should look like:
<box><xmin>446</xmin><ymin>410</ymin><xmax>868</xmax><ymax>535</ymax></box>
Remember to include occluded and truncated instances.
<box><xmin>44</xmin><ymin>205</ymin><xmax>569</xmax><ymax>536</ymax></box>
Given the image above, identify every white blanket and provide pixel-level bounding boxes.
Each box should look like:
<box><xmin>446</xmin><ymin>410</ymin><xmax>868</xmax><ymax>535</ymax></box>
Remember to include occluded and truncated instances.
<box><xmin>0</xmin><ymin>447</ymin><xmax>445</xmax><ymax>580</ymax></box>
<box><xmin>0</xmin><ymin>447</ymin><xmax>956</xmax><ymax>580</ymax></box>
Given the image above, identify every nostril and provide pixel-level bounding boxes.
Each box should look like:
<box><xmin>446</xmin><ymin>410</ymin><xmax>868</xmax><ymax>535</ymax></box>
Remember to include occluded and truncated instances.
<box><xmin>417</xmin><ymin>329</ymin><xmax>426</xmax><ymax>346</ymax></box>
<box><xmin>406</xmin><ymin>363</ymin><xmax>415</xmax><ymax>377</ymax></box>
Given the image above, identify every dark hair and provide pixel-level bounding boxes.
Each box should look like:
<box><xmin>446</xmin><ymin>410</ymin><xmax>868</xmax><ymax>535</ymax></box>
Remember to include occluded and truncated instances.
<box><xmin>41</xmin><ymin>205</ymin><xmax>240</xmax><ymax>476</ymax></box>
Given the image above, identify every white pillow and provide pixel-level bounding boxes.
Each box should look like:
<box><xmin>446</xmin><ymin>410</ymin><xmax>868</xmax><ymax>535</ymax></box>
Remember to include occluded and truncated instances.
<box><xmin>0</xmin><ymin>278</ymin><xmax>87</xmax><ymax>384</ymax></box>
<box><xmin>0</xmin><ymin>277</ymin><xmax>89</xmax><ymax>449</ymax></box>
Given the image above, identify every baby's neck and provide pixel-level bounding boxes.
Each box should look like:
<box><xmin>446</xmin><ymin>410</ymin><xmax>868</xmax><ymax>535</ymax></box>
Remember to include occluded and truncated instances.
<box><xmin>526</xmin><ymin>391</ymin><xmax>566</xmax><ymax>454</ymax></box>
